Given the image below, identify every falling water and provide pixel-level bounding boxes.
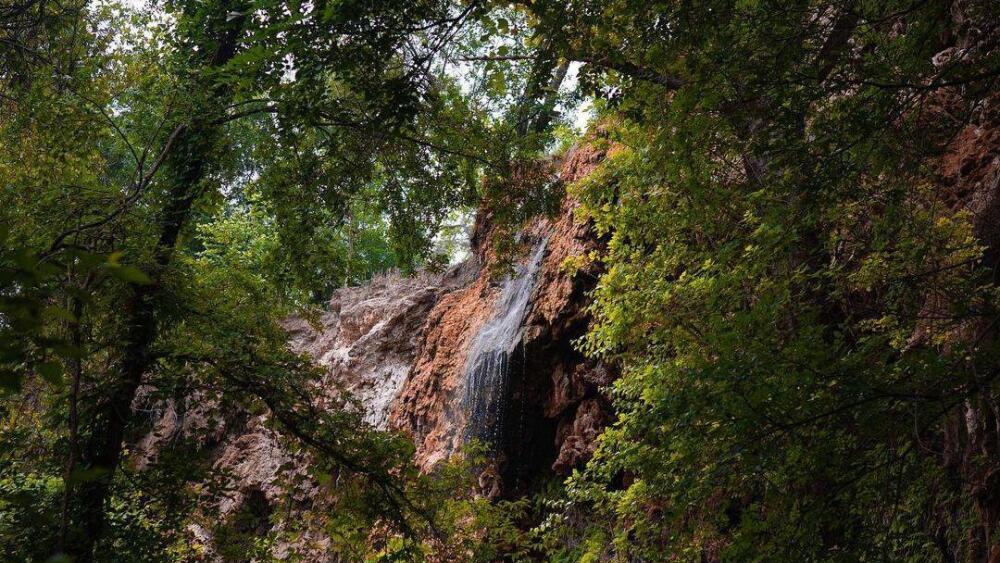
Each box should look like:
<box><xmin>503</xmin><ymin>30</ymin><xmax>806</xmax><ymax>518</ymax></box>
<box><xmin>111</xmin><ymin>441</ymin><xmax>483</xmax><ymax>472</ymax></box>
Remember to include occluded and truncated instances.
<box><xmin>462</xmin><ymin>237</ymin><xmax>548</xmax><ymax>453</ymax></box>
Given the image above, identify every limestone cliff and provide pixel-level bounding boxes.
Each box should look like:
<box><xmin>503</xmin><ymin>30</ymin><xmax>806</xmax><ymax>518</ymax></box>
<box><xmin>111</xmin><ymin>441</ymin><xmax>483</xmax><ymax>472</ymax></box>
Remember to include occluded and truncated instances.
<box><xmin>268</xmin><ymin>143</ymin><xmax>614</xmax><ymax>487</ymax></box>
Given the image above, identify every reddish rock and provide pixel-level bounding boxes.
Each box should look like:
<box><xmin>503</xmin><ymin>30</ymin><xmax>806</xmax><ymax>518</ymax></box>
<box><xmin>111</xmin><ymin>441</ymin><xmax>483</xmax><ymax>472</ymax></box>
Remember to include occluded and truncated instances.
<box><xmin>389</xmin><ymin>139</ymin><xmax>616</xmax><ymax>479</ymax></box>
<box><xmin>137</xmin><ymin>141</ymin><xmax>618</xmax><ymax>557</ymax></box>
<box><xmin>388</xmin><ymin>266</ymin><xmax>498</xmax><ymax>468</ymax></box>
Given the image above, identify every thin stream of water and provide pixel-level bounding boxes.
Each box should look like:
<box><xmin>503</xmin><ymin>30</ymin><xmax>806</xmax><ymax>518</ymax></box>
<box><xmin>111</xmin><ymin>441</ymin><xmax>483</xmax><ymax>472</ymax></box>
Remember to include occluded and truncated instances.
<box><xmin>462</xmin><ymin>238</ymin><xmax>548</xmax><ymax>453</ymax></box>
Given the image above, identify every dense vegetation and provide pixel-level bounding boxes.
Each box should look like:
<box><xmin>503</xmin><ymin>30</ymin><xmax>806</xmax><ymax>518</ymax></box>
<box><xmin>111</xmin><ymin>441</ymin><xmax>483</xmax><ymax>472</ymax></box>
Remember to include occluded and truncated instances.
<box><xmin>1</xmin><ymin>0</ymin><xmax>997</xmax><ymax>560</ymax></box>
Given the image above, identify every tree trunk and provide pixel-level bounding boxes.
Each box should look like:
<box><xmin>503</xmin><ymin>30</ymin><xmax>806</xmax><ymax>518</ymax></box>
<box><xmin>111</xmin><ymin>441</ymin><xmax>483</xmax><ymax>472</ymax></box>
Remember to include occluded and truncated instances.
<box><xmin>512</xmin><ymin>38</ymin><xmax>569</xmax><ymax>139</ymax></box>
<box><xmin>62</xmin><ymin>3</ymin><xmax>246</xmax><ymax>558</ymax></box>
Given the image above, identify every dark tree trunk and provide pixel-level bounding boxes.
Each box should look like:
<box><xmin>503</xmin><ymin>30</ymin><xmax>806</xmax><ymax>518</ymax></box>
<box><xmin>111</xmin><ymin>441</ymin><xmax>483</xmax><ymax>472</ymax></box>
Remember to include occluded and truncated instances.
<box><xmin>512</xmin><ymin>38</ymin><xmax>569</xmax><ymax>139</ymax></box>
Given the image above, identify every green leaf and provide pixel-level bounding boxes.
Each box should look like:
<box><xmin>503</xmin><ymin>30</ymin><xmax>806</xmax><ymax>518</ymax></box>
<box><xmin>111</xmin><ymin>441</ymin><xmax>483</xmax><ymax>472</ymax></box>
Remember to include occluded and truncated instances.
<box><xmin>14</xmin><ymin>249</ymin><xmax>37</xmax><ymax>272</ymax></box>
<box><xmin>52</xmin><ymin>343</ymin><xmax>86</xmax><ymax>360</ymax></box>
<box><xmin>110</xmin><ymin>265</ymin><xmax>152</xmax><ymax>285</ymax></box>
<box><xmin>37</xmin><ymin>360</ymin><xmax>64</xmax><ymax>386</ymax></box>
<box><xmin>66</xmin><ymin>466</ymin><xmax>109</xmax><ymax>485</ymax></box>
<box><xmin>0</xmin><ymin>369</ymin><xmax>23</xmax><ymax>393</ymax></box>
<box><xmin>36</xmin><ymin>261</ymin><xmax>62</xmax><ymax>277</ymax></box>
<box><xmin>42</xmin><ymin>305</ymin><xmax>77</xmax><ymax>324</ymax></box>
<box><xmin>67</xmin><ymin>248</ymin><xmax>106</xmax><ymax>269</ymax></box>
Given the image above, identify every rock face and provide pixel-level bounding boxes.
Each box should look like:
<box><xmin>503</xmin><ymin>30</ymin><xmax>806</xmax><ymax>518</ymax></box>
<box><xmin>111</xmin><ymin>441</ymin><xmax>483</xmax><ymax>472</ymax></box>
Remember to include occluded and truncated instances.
<box><xmin>387</xmin><ymin>142</ymin><xmax>614</xmax><ymax>492</ymax></box>
<box><xmin>132</xmin><ymin>267</ymin><xmax>485</xmax><ymax>559</ymax></box>
<box><xmin>521</xmin><ymin>144</ymin><xmax>615</xmax><ymax>477</ymax></box>
<box><xmin>284</xmin><ymin>267</ymin><xmax>477</xmax><ymax>430</ymax></box>
<box><xmin>386</xmin><ymin>258</ymin><xmax>498</xmax><ymax>468</ymax></box>
<box><xmin>209</xmin><ymin>141</ymin><xmax>614</xmax><ymax>501</ymax></box>
<box><xmin>926</xmin><ymin>87</ymin><xmax>1000</xmax><ymax>556</ymax></box>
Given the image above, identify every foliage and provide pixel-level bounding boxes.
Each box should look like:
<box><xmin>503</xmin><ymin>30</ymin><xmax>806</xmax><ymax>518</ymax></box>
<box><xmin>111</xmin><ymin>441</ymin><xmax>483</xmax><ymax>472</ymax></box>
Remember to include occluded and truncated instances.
<box><xmin>0</xmin><ymin>0</ymin><xmax>507</xmax><ymax>559</ymax></box>
<box><xmin>1</xmin><ymin>0</ymin><xmax>998</xmax><ymax>560</ymax></box>
<box><xmin>529</xmin><ymin>0</ymin><xmax>1000</xmax><ymax>560</ymax></box>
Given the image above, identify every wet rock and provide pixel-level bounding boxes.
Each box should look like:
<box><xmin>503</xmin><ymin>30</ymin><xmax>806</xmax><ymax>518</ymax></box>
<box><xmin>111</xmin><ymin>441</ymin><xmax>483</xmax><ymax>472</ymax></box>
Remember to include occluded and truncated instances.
<box><xmin>390</xmin><ymin>139</ymin><xmax>617</xmax><ymax>484</ymax></box>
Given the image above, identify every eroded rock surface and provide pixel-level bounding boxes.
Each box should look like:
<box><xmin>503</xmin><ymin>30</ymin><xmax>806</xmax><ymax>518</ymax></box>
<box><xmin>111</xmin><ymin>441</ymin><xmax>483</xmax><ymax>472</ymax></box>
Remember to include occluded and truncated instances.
<box><xmin>285</xmin><ymin>267</ymin><xmax>475</xmax><ymax>429</ymax></box>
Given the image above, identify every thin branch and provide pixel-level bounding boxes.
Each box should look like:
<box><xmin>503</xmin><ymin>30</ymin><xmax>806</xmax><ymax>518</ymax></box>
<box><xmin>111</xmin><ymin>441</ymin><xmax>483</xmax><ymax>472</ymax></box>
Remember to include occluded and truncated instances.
<box><xmin>455</xmin><ymin>54</ymin><xmax>535</xmax><ymax>62</ymax></box>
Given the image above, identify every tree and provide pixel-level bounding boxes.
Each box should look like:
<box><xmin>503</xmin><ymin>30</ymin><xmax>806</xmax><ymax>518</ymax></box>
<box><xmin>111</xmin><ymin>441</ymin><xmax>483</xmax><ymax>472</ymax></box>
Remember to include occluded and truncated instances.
<box><xmin>3</xmin><ymin>0</ymin><xmax>997</xmax><ymax>560</ymax></box>
<box><xmin>0</xmin><ymin>0</ymin><xmax>502</xmax><ymax>558</ymax></box>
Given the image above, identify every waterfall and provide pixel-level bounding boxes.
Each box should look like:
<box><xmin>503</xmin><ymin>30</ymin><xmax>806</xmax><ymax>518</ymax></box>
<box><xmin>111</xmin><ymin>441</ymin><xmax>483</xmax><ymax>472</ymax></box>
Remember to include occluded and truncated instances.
<box><xmin>462</xmin><ymin>237</ymin><xmax>548</xmax><ymax>453</ymax></box>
